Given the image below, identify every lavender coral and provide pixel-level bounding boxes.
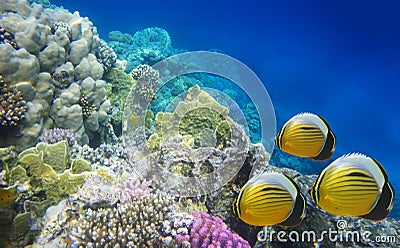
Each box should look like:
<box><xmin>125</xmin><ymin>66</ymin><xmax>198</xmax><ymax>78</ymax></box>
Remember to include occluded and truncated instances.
<box><xmin>39</xmin><ymin>128</ymin><xmax>77</xmax><ymax>147</ymax></box>
<box><xmin>119</xmin><ymin>177</ymin><xmax>151</xmax><ymax>203</ymax></box>
<box><xmin>161</xmin><ymin>211</ymin><xmax>251</xmax><ymax>248</ymax></box>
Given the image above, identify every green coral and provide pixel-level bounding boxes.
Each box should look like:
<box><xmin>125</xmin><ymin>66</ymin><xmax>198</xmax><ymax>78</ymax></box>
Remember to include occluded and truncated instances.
<box><xmin>9</xmin><ymin>141</ymin><xmax>90</xmax><ymax>203</ymax></box>
<box><xmin>145</xmin><ymin>109</ymin><xmax>155</xmax><ymax>130</ymax></box>
<box><xmin>71</xmin><ymin>159</ymin><xmax>92</xmax><ymax>174</ymax></box>
<box><xmin>148</xmin><ymin>85</ymin><xmax>233</xmax><ymax>150</ymax></box>
<box><xmin>0</xmin><ymin>185</ymin><xmax>18</xmax><ymax>210</ymax></box>
<box><xmin>104</xmin><ymin>68</ymin><xmax>135</xmax><ymax>136</ymax></box>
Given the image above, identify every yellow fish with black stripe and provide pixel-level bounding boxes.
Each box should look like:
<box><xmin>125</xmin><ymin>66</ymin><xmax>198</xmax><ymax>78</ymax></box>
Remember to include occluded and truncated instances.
<box><xmin>275</xmin><ymin>112</ymin><xmax>336</xmax><ymax>161</ymax></box>
<box><xmin>232</xmin><ymin>172</ymin><xmax>305</xmax><ymax>227</ymax></box>
<box><xmin>309</xmin><ymin>153</ymin><xmax>394</xmax><ymax>220</ymax></box>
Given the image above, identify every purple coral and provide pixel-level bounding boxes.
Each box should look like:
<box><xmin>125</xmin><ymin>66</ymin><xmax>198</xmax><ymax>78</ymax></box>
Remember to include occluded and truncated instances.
<box><xmin>118</xmin><ymin>176</ymin><xmax>151</xmax><ymax>203</ymax></box>
<box><xmin>190</xmin><ymin>212</ymin><xmax>250</xmax><ymax>248</ymax></box>
<box><xmin>39</xmin><ymin>128</ymin><xmax>77</xmax><ymax>147</ymax></box>
<box><xmin>161</xmin><ymin>212</ymin><xmax>250</xmax><ymax>248</ymax></box>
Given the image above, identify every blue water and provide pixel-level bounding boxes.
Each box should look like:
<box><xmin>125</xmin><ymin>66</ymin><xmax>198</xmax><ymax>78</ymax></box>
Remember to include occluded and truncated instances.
<box><xmin>52</xmin><ymin>0</ymin><xmax>400</xmax><ymax>201</ymax></box>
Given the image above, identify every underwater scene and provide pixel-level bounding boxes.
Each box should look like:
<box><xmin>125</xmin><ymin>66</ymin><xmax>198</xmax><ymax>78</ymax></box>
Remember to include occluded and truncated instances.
<box><xmin>0</xmin><ymin>0</ymin><xmax>399</xmax><ymax>247</ymax></box>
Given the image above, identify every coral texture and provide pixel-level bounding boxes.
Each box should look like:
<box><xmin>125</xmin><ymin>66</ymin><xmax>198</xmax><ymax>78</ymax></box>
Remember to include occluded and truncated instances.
<box><xmin>0</xmin><ymin>0</ymin><xmax>114</xmax><ymax>150</ymax></box>
<box><xmin>69</xmin><ymin>193</ymin><xmax>176</xmax><ymax>247</ymax></box>
<box><xmin>0</xmin><ymin>74</ymin><xmax>27</xmax><ymax>126</ymax></box>
<box><xmin>131</xmin><ymin>64</ymin><xmax>160</xmax><ymax>102</ymax></box>
<box><xmin>108</xmin><ymin>27</ymin><xmax>173</xmax><ymax>73</ymax></box>
<box><xmin>7</xmin><ymin>141</ymin><xmax>90</xmax><ymax>202</ymax></box>
<box><xmin>39</xmin><ymin>127</ymin><xmax>77</xmax><ymax>147</ymax></box>
<box><xmin>161</xmin><ymin>211</ymin><xmax>251</xmax><ymax>248</ymax></box>
<box><xmin>0</xmin><ymin>26</ymin><xmax>18</xmax><ymax>49</ymax></box>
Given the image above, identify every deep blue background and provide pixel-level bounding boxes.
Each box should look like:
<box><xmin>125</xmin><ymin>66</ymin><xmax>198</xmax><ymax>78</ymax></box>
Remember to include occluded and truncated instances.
<box><xmin>52</xmin><ymin>0</ymin><xmax>400</xmax><ymax>181</ymax></box>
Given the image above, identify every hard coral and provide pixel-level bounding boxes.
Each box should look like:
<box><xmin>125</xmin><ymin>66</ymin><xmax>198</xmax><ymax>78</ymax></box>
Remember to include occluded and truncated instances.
<box><xmin>95</xmin><ymin>39</ymin><xmax>117</xmax><ymax>72</ymax></box>
<box><xmin>79</xmin><ymin>93</ymin><xmax>96</xmax><ymax>118</ymax></box>
<box><xmin>69</xmin><ymin>192</ymin><xmax>176</xmax><ymax>247</ymax></box>
<box><xmin>39</xmin><ymin>128</ymin><xmax>77</xmax><ymax>147</ymax></box>
<box><xmin>161</xmin><ymin>211</ymin><xmax>251</xmax><ymax>248</ymax></box>
<box><xmin>0</xmin><ymin>26</ymin><xmax>18</xmax><ymax>50</ymax></box>
<box><xmin>0</xmin><ymin>75</ymin><xmax>27</xmax><ymax>126</ymax></box>
<box><xmin>131</xmin><ymin>64</ymin><xmax>160</xmax><ymax>102</ymax></box>
<box><xmin>50</xmin><ymin>22</ymin><xmax>72</xmax><ymax>40</ymax></box>
<box><xmin>119</xmin><ymin>176</ymin><xmax>151</xmax><ymax>203</ymax></box>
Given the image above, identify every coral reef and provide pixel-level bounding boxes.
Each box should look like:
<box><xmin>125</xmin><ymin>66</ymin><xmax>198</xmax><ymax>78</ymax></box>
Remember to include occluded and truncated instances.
<box><xmin>118</xmin><ymin>176</ymin><xmax>151</xmax><ymax>203</ymax></box>
<box><xmin>131</xmin><ymin>64</ymin><xmax>160</xmax><ymax>102</ymax></box>
<box><xmin>73</xmin><ymin>175</ymin><xmax>120</xmax><ymax>206</ymax></box>
<box><xmin>69</xmin><ymin>192</ymin><xmax>176</xmax><ymax>247</ymax></box>
<box><xmin>71</xmin><ymin>142</ymin><xmax>129</xmax><ymax>175</ymax></box>
<box><xmin>108</xmin><ymin>27</ymin><xmax>174</xmax><ymax>73</ymax></box>
<box><xmin>148</xmin><ymin>85</ymin><xmax>236</xmax><ymax>150</ymax></box>
<box><xmin>0</xmin><ymin>74</ymin><xmax>28</xmax><ymax>126</ymax></box>
<box><xmin>6</xmin><ymin>141</ymin><xmax>91</xmax><ymax>203</ymax></box>
<box><xmin>0</xmin><ymin>0</ymin><xmax>113</xmax><ymax>150</ymax></box>
<box><xmin>0</xmin><ymin>26</ymin><xmax>18</xmax><ymax>50</ymax></box>
<box><xmin>161</xmin><ymin>211</ymin><xmax>251</xmax><ymax>247</ymax></box>
<box><xmin>103</xmin><ymin>68</ymin><xmax>135</xmax><ymax>136</ymax></box>
<box><xmin>95</xmin><ymin>39</ymin><xmax>117</xmax><ymax>71</ymax></box>
<box><xmin>39</xmin><ymin>127</ymin><xmax>77</xmax><ymax>147</ymax></box>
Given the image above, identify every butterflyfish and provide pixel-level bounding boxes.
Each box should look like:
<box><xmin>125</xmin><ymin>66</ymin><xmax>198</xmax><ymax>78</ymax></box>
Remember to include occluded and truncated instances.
<box><xmin>232</xmin><ymin>172</ymin><xmax>305</xmax><ymax>227</ymax></box>
<box><xmin>309</xmin><ymin>153</ymin><xmax>394</xmax><ymax>221</ymax></box>
<box><xmin>275</xmin><ymin>112</ymin><xmax>336</xmax><ymax>161</ymax></box>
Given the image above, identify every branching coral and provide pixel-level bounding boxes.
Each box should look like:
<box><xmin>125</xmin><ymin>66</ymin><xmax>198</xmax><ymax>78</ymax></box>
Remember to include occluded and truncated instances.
<box><xmin>161</xmin><ymin>211</ymin><xmax>251</xmax><ymax>247</ymax></box>
<box><xmin>39</xmin><ymin>128</ymin><xmax>77</xmax><ymax>147</ymax></box>
<box><xmin>69</xmin><ymin>192</ymin><xmax>176</xmax><ymax>247</ymax></box>
<box><xmin>0</xmin><ymin>75</ymin><xmax>27</xmax><ymax>126</ymax></box>
<box><xmin>118</xmin><ymin>176</ymin><xmax>151</xmax><ymax>203</ymax></box>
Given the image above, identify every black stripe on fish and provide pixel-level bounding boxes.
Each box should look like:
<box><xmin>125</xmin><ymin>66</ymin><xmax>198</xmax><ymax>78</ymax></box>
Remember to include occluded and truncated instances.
<box><xmin>360</xmin><ymin>181</ymin><xmax>394</xmax><ymax>221</ymax></box>
<box><xmin>312</xmin><ymin>129</ymin><xmax>335</xmax><ymax>161</ymax></box>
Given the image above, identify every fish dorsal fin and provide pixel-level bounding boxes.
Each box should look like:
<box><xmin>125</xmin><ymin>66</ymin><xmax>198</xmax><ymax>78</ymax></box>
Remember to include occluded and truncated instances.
<box><xmin>289</xmin><ymin>112</ymin><xmax>329</xmax><ymax>137</ymax></box>
<box><xmin>331</xmin><ymin>153</ymin><xmax>386</xmax><ymax>188</ymax></box>
<box><xmin>247</xmin><ymin>172</ymin><xmax>298</xmax><ymax>199</ymax></box>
